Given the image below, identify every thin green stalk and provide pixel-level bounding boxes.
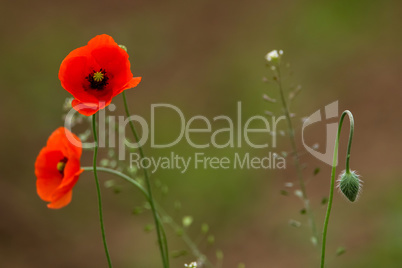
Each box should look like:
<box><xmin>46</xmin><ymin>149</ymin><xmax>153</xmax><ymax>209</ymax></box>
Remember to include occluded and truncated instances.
<box><xmin>83</xmin><ymin>166</ymin><xmax>168</xmax><ymax>266</ymax></box>
<box><xmin>92</xmin><ymin>114</ymin><xmax>113</xmax><ymax>268</ymax></box>
<box><xmin>320</xmin><ymin>111</ymin><xmax>354</xmax><ymax>268</ymax></box>
<box><xmin>122</xmin><ymin>91</ymin><xmax>169</xmax><ymax>268</ymax></box>
<box><xmin>83</xmin><ymin>166</ymin><xmax>210</xmax><ymax>267</ymax></box>
<box><xmin>275</xmin><ymin>67</ymin><xmax>319</xmax><ymax>243</ymax></box>
<box><xmin>83</xmin><ymin>166</ymin><xmax>150</xmax><ymax>200</ymax></box>
<box><xmin>156</xmin><ymin>205</ymin><xmax>214</xmax><ymax>268</ymax></box>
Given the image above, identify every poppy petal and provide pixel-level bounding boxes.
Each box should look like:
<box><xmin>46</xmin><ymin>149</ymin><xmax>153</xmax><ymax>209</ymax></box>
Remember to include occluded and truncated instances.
<box><xmin>114</xmin><ymin>77</ymin><xmax>142</xmax><ymax>96</ymax></box>
<box><xmin>47</xmin><ymin>190</ymin><xmax>73</xmax><ymax>209</ymax></box>
<box><xmin>51</xmin><ymin>171</ymin><xmax>82</xmax><ymax>204</ymax></box>
<box><xmin>35</xmin><ymin>150</ymin><xmax>64</xmax><ymax>201</ymax></box>
<box><xmin>59</xmin><ymin>56</ymin><xmax>99</xmax><ymax>103</ymax></box>
<box><xmin>72</xmin><ymin>98</ymin><xmax>112</xmax><ymax>116</ymax></box>
<box><xmin>55</xmin><ymin>157</ymin><xmax>83</xmax><ymax>194</ymax></box>
<box><xmin>87</xmin><ymin>34</ymin><xmax>118</xmax><ymax>49</ymax></box>
<box><xmin>45</xmin><ymin>127</ymin><xmax>82</xmax><ymax>157</ymax></box>
<box><xmin>91</xmin><ymin>46</ymin><xmax>133</xmax><ymax>92</ymax></box>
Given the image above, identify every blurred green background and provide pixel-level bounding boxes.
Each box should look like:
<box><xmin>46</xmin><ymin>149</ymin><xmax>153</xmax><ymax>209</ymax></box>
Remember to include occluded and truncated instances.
<box><xmin>1</xmin><ymin>0</ymin><xmax>402</xmax><ymax>267</ymax></box>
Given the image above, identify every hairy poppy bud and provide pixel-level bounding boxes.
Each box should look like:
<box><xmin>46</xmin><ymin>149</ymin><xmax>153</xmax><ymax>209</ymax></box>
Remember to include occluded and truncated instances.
<box><xmin>337</xmin><ymin>170</ymin><xmax>362</xmax><ymax>202</ymax></box>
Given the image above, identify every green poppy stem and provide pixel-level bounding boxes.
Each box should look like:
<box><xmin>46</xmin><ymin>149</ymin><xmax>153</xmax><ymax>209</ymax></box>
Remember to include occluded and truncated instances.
<box><xmin>82</xmin><ymin>166</ymin><xmax>212</xmax><ymax>267</ymax></box>
<box><xmin>92</xmin><ymin>114</ymin><xmax>113</xmax><ymax>268</ymax></box>
<box><xmin>83</xmin><ymin>166</ymin><xmax>150</xmax><ymax>202</ymax></box>
<box><xmin>320</xmin><ymin>110</ymin><xmax>354</xmax><ymax>268</ymax></box>
<box><xmin>122</xmin><ymin>91</ymin><xmax>170</xmax><ymax>268</ymax></box>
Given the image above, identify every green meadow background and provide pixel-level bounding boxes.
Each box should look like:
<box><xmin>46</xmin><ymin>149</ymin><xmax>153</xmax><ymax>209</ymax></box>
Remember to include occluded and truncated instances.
<box><xmin>1</xmin><ymin>0</ymin><xmax>402</xmax><ymax>267</ymax></box>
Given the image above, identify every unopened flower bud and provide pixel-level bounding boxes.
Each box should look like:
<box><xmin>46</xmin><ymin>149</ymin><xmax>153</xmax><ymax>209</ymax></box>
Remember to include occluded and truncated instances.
<box><xmin>337</xmin><ymin>170</ymin><xmax>362</xmax><ymax>202</ymax></box>
<box><xmin>119</xmin><ymin>44</ymin><xmax>127</xmax><ymax>52</ymax></box>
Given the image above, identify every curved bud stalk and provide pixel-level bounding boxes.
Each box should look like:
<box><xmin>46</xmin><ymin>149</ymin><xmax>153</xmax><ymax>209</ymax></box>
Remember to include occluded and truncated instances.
<box><xmin>321</xmin><ymin>110</ymin><xmax>361</xmax><ymax>268</ymax></box>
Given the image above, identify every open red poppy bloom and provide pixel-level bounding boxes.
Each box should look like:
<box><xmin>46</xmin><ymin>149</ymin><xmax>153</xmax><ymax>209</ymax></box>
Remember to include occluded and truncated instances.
<box><xmin>35</xmin><ymin>127</ymin><xmax>83</xmax><ymax>209</ymax></box>
<box><xmin>59</xmin><ymin>34</ymin><xmax>141</xmax><ymax>116</ymax></box>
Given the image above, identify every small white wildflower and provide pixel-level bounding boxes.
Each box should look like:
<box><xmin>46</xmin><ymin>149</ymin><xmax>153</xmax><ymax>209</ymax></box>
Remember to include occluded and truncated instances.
<box><xmin>265</xmin><ymin>49</ymin><xmax>283</xmax><ymax>62</ymax></box>
<box><xmin>184</xmin><ymin>262</ymin><xmax>198</xmax><ymax>268</ymax></box>
<box><xmin>266</xmin><ymin>50</ymin><xmax>278</xmax><ymax>61</ymax></box>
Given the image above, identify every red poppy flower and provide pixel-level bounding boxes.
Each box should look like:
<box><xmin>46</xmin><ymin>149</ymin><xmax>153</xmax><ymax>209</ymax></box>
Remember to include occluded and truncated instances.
<box><xmin>35</xmin><ymin>127</ymin><xmax>84</xmax><ymax>209</ymax></box>
<box><xmin>59</xmin><ymin>34</ymin><xmax>141</xmax><ymax>116</ymax></box>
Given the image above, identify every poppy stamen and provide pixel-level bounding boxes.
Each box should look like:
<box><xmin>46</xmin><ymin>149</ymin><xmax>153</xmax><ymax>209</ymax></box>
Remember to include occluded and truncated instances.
<box><xmin>93</xmin><ymin>71</ymin><xmax>104</xmax><ymax>82</ymax></box>
<box><xmin>86</xmin><ymin>69</ymin><xmax>109</xmax><ymax>90</ymax></box>
<box><xmin>57</xmin><ymin>157</ymin><xmax>68</xmax><ymax>175</ymax></box>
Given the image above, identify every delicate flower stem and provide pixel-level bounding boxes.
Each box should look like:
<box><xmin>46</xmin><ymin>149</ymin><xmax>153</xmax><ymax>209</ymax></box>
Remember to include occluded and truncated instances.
<box><xmin>82</xmin><ymin>166</ymin><xmax>212</xmax><ymax>268</ymax></box>
<box><xmin>320</xmin><ymin>110</ymin><xmax>354</xmax><ymax>268</ymax></box>
<box><xmin>275</xmin><ymin>67</ymin><xmax>319</xmax><ymax>244</ymax></box>
<box><xmin>83</xmin><ymin>166</ymin><xmax>150</xmax><ymax>200</ymax></box>
<box><xmin>83</xmin><ymin>166</ymin><xmax>169</xmax><ymax>265</ymax></box>
<box><xmin>156</xmin><ymin>205</ymin><xmax>214</xmax><ymax>268</ymax></box>
<box><xmin>91</xmin><ymin>114</ymin><xmax>113</xmax><ymax>268</ymax></box>
<box><xmin>122</xmin><ymin>91</ymin><xmax>169</xmax><ymax>268</ymax></box>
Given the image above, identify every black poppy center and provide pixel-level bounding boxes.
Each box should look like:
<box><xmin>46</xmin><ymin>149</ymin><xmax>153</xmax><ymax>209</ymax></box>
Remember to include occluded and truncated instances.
<box><xmin>87</xmin><ymin>69</ymin><xmax>109</xmax><ymax>90</ymax></box>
